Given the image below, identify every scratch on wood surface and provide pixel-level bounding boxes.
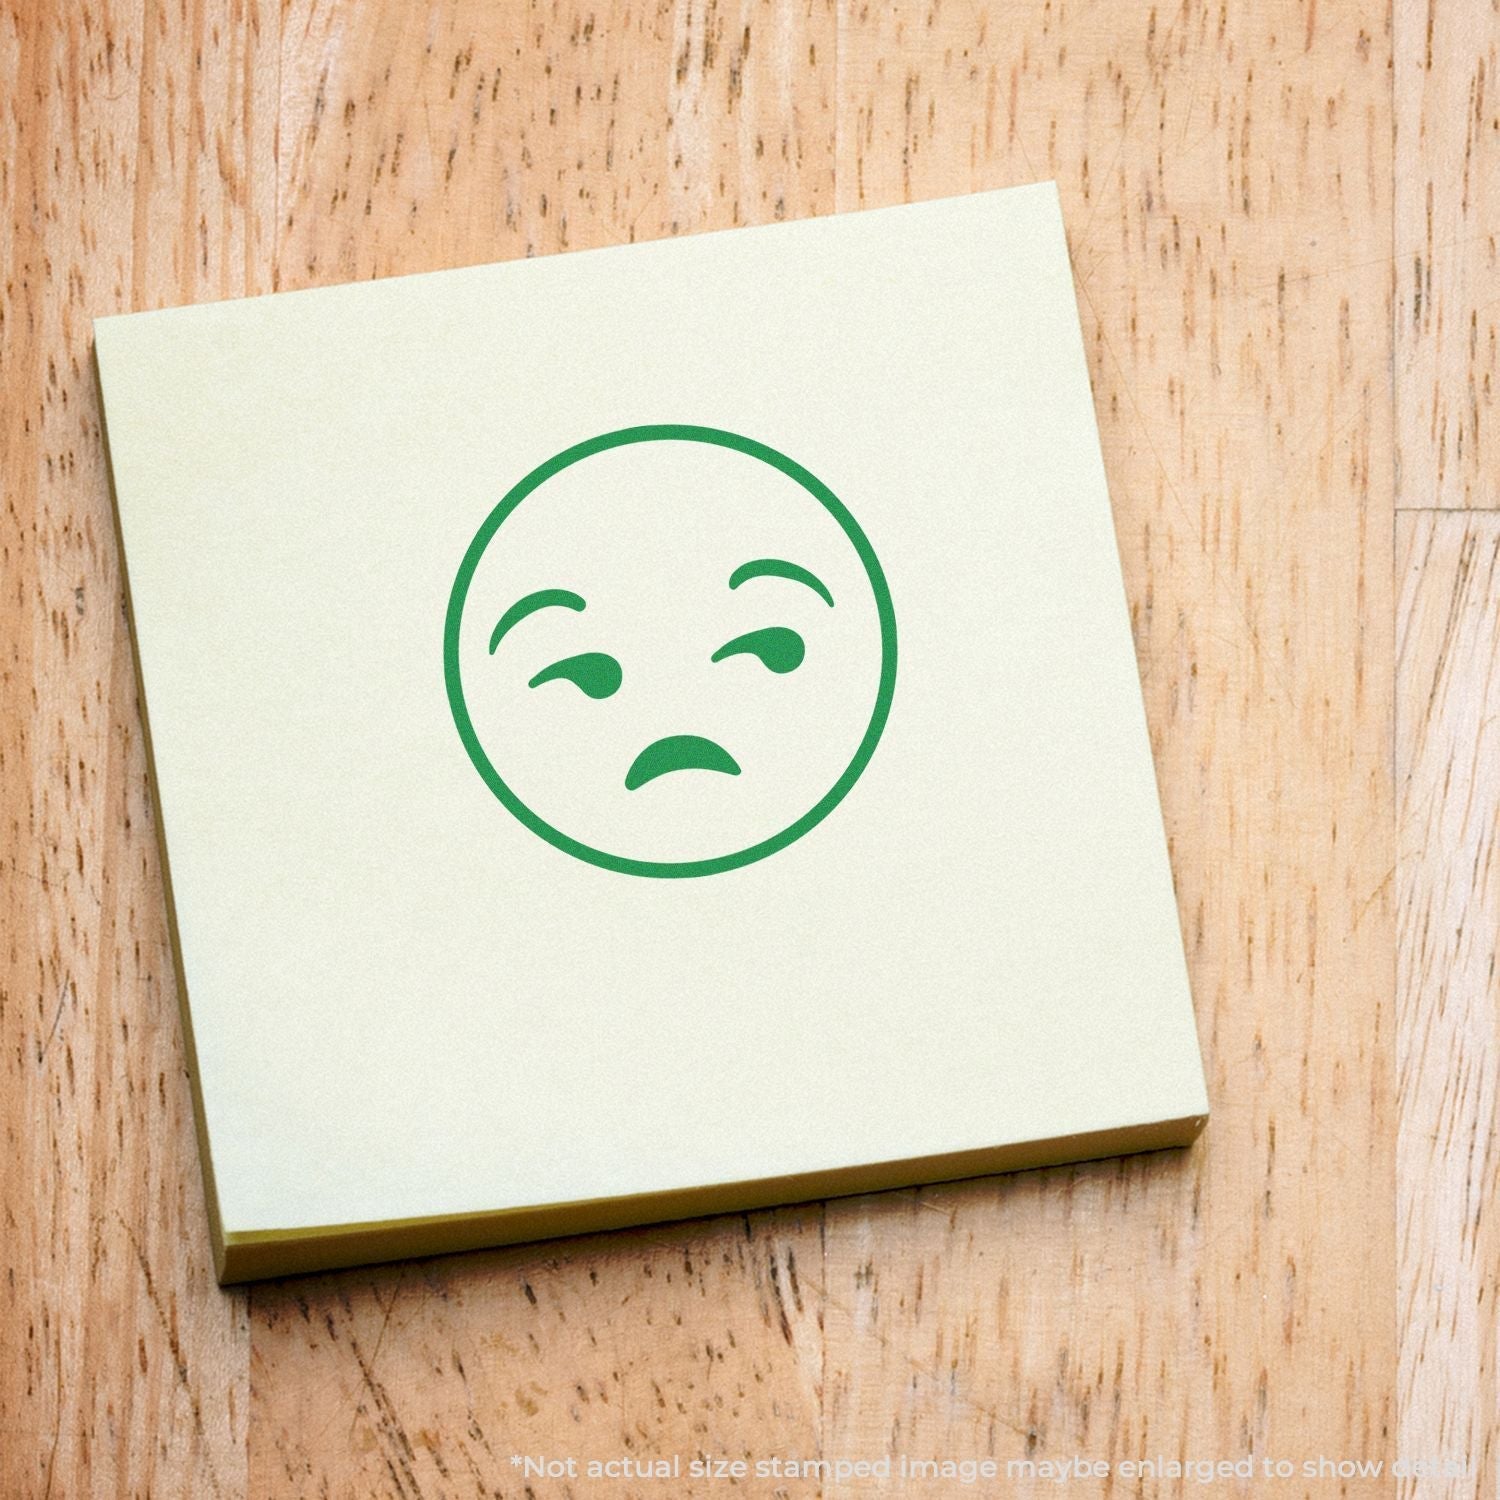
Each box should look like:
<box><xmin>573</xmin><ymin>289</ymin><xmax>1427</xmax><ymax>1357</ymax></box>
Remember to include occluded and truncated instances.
<box><xmin>34</xmin><ymin>978</ymin><xmax>73</xmax><ymax>1070</ymax></box>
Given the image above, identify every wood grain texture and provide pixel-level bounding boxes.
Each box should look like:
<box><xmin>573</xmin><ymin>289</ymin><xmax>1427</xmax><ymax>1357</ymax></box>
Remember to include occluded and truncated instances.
<box><xmin>0</xmin><ymin>0</ymin><xmax>274</xmax><ymax>1494</ymax></box>
<box><xmin>1395</xmin><ymin>0</ymin><xmax>1500</xmax><ymax>509</ymax></box>
<box><xmin>6</xmin><ymin>0</ymin><xmax>1495</xmax><ymax>1494</ymax></box>
<box><xmin>249</xmin><ymin>1213</ymin><xmax>825</xmax><ymax>1494</ymax></box>
<box><xmin>1396</xmin><ymin>513</ymin><xmax>1500</xmax><ymax>1499</ymax></box>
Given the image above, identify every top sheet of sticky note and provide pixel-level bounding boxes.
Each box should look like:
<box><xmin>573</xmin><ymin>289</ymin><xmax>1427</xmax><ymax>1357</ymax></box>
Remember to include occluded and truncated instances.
<box><xmin>95</xmin><ymin>183</ymin><xmax>1207</xmax><ymax>1244</ymax></box>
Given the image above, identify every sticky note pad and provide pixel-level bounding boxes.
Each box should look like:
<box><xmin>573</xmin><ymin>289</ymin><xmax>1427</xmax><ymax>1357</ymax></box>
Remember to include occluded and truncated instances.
<box><xmin>95</xmin><ymin>182</ymin><xmax>1208</xmax><ymax>1283</ymax></box>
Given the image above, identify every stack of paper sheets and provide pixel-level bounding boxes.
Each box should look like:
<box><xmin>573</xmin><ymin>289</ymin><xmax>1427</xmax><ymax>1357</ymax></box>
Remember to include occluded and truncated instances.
<box><xmin>95</xmin><ymin>182</ymin><xmax>1208</xmax><ymax>1283</ymax></box>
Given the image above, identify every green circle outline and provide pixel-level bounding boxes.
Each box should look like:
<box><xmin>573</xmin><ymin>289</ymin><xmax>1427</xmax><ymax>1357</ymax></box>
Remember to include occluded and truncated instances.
<box><xmin>444</xmin><ymin>424</ymin><xmax>898</xmax><ymax>878</ymax></box>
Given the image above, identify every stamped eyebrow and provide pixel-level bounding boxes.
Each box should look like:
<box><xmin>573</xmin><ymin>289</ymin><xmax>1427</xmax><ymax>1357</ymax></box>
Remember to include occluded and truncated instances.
<box><xmin>490</xmin><ymin>588</ymin><xmax>586</xmax><ymax>654</ymax></box>
<box><xmin>727</xmin><ymin>558</ymin><xmax>834</xmax><ymax>608</ymax></box>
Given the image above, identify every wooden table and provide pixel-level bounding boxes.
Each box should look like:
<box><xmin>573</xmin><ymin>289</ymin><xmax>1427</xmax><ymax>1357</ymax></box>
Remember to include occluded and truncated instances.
<box><xmin>4</xmin><ymin>1</ymin><xmax>1496</xmax><ymax>1494</ymax></box>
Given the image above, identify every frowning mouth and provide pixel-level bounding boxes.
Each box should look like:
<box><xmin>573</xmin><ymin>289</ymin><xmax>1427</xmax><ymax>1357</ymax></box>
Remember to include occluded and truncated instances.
<box><xmin>625</xmin><ymin>734</ymin><xmax>741</xmax><ymax>791</ymax></box>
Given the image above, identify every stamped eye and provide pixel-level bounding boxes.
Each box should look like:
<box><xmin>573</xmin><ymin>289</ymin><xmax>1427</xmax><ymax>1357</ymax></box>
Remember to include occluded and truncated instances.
<box><xmin>710</xmin><ymin>626</ymin><xmax>805</xmax><ymax>675</ymax></box>
<box><xmin>528</xmin><ymin>651</ymin><xmax>622</xmax><ymax>700</ymax></box>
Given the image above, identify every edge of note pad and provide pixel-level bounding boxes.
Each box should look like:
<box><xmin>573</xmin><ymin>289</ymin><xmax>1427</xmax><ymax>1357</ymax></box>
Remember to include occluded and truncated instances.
<box><xmin>215</xmin><ymin>1114</ymin><xmax>1206</xmax><ymax>1282</ymax></box>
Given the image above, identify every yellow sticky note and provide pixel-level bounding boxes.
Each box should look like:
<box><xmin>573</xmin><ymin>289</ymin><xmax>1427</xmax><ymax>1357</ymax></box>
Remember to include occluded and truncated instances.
<box><xmin>95</xmin><ymin>182</ymin><xmax>1208</xmax><ymax>1283</ymax></box>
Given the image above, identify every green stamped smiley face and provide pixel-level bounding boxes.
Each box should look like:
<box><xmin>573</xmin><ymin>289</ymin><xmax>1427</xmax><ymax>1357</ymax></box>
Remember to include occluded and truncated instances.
<box><xmin>444</xmin><ymin>425</ymin><xmax>896</xmax><ymax>878</ymax></box>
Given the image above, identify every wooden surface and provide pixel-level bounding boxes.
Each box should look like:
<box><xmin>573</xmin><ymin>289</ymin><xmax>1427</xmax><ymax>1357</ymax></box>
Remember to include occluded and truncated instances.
<box><xmin>1</xmin><ymin>0</ymin><xmax>1494</xmax><ymax>1495</ymax></box>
